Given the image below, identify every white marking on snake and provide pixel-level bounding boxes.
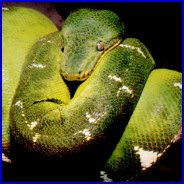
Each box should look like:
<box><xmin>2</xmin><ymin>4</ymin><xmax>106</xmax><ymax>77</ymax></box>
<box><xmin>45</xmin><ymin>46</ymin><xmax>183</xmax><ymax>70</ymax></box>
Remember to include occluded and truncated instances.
<box><xmin>32</xmin><ymin>133</ymin><xmax>41</xmax><ymax>143</ymax></box>
<box><xmin>2</xmin><ymin>7</ymin><xmax>9</xmax><ymax>11</ymax></box>
<box><xmin>171</xmin><ymin>128</ymin><xmax>182</xmax><ymax>143</ymax></box>
<box><xmin>2</xmin><ymin>153</ymin><xmax>12</xmax><ymax>163</ymax></box>
<box><xmin>100</xmin><ymin>170</ymin><xmax>113</xmax><ymax>182</ymax></box>
<box><xmin>14</xmin><ymin>100</ymin><xmax>23</xmax><ymax>108</ymax></box>
<box><xmin>134</xmin><ymin>146</ymin><xmax>162</xmax><ymax>170</ymax></box>
<box><xmin>27</xmin><ymin>121</ymin><xmax>38</xmax><ymax>130</ymax></box>
<box><xmin>119</xmin><ymin>44</ymin><xmax>146</xmax><ymax>58</ymax></box>
<box><xmin>108</xmin><ymin>75</ymin><xmax>134</xmax><ymax>97</ymax></box>
<box><xmin>166</xmin><ymin>145</ymin><xmax>170</xmax><ymax>149</ymax></box>
<box><xmin>153</xmin><ymin>105</ymin><xmax>164</xmax><ymax>116</ymax></box>
<box><xmin>85</xmin><ymin>112</ymin><xmax>96</xmax><ymax>123</ymax></box>
<box><xmin>108</xmin><ymin>75</ymin><xmax>122</xmax><ymax>82</ymax></box>
<box><xmin>29</xmin><ymin>63</ymin><xmax>46</xmax><ymax>69</ymax></box>
<box><xmin>22</xmin><ymin>111</ymin><xmax>25</xmax><ymax>117</ymax></box>
<box><xmin>74</xmin><ymin>129</ymin><xmax>91</xmax><ymax>141</ymax></box>
<box><xmin>117</xmin><ymin>85</ymin><xmax>133</xmax><ymax>97</ymax></box>
<box><xmin>174</xmin><ymin>82</ymin><xmax>182</xmax><ymax>89</ymax></box>
<box><xmin>85</xmin><ymin>111</ymin><xmax>107</xmax><ymax>124</ymax></box>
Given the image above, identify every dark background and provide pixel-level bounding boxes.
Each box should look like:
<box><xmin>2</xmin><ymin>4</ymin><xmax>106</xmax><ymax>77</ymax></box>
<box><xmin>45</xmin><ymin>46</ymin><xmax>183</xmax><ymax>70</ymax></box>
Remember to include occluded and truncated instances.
<box><xmin>2</xmin><ymin>2</ymin><xmax>182</xmax><ymax>182</ymax></box>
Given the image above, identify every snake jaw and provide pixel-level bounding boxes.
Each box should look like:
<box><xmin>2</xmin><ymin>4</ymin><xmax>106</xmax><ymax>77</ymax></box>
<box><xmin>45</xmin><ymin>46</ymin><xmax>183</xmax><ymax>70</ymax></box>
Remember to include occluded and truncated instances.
<box><xmin>61</xmin><ymin>70</ymin><xmax>91</xmax><ymax>81</ymax></box>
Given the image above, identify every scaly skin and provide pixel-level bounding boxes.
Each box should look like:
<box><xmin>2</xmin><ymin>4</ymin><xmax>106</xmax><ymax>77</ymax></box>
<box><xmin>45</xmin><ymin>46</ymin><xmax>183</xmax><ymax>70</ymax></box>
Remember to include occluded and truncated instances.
<box><xmin>102</xmin><ymin>69</ymin><xmax>182</xmax><ymax>181</ymax></box>
<box><xmin>10</xmin><ymin>32</ymin><xmax>155</xmax><ymax>156</ymax></box>
<box><xmin>2</xmin><ymin>6</ymin><xmax>58</xmax><ymax>160</ymax></box>
<box><xmin>3</xmin><ymin>7</ymin><xmax>182</xmax><ymax>181</ymax></box>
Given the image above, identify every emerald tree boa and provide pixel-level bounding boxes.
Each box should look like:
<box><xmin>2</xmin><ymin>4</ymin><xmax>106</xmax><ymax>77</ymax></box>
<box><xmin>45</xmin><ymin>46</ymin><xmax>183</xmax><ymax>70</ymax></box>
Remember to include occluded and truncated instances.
<box><xmin>2</xmin><ymin>7</ymin><xmax>181</xmax><ymax>181</ymax></box>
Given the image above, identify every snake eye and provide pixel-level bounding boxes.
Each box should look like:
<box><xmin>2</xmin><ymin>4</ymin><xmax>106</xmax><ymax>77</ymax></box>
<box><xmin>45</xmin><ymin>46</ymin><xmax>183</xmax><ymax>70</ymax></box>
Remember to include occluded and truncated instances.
<box><xmin>61</xmin><ymin>39</ymin><xmax>64</xmax><ymax>52</ymax></box>
<box><xmin>96</xmin><ymin>41</ymin><xmax>104</xmax><ymax>51</ymax></box>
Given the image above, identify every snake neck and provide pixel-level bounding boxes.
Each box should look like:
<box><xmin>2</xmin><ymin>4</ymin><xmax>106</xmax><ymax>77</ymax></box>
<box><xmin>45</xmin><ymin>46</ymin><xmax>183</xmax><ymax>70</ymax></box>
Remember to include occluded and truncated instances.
<box><xmin>98</xmin><ymin>38</ymin><xmax>123</xmax><ymax>62</ymax></box>
<box><xmin>88</xmin><ymin>38</ymin><xmax>123</xmax><ymax>78</ymax></box>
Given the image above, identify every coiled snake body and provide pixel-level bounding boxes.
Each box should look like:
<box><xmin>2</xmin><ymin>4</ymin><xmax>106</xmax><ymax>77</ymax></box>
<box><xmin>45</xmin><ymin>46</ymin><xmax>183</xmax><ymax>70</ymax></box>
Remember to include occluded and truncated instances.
<box><xmin>2</xmin><ymin>7</ymin><xmax>182</xmax><ymax>181</ymax></box>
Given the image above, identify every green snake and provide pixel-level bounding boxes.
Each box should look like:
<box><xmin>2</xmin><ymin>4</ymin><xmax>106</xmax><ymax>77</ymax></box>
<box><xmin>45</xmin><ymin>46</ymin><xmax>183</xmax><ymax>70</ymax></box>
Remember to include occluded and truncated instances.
<box><xmin>2</xmin><ymin>7</ymin><xmax>182</xmax><ymax>181</ymax></box>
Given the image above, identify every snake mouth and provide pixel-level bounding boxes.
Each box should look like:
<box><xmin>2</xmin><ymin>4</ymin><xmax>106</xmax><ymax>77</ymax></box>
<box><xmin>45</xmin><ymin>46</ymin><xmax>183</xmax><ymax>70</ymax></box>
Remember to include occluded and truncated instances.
<box><xmin>61</xmin><ymin>38</ymin><xmax>122</xmax><ymax>81</ymax></box>
<box><xmin>62</xmin><ymin>70</ymin><xmax>92</xmax><ymax>81</ymax></box>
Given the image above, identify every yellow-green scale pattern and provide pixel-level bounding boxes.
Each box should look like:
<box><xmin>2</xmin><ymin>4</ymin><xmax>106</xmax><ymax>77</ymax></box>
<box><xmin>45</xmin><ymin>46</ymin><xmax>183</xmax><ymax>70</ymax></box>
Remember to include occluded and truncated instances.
<box><xmin>103</xmin><ymin>69</ymin><xmax>182</xmax><ymax>181</ymax></box>
<box><xmin>2</xmin><ymin>7</ymin><xmax>58</xmax><ymax>157</ymax></box>
<box><xmin>10</xmin><ymin>33</ymin><xmax>155</xmax><ymax>159</ymax></box>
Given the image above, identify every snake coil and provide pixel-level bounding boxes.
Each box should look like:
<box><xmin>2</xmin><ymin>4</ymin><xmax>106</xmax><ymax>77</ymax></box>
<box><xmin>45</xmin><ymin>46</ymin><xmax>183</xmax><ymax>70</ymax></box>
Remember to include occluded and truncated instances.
<box><xmin>2</xmin><ymin>7</ymin><xmax>182</xmax><ymax>181</ymax></box>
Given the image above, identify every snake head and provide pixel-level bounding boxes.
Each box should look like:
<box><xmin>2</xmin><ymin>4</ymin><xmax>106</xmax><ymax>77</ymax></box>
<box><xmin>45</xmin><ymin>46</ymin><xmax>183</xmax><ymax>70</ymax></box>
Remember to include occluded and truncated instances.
<box><xmin>60</xmin><ymin>8</ymin><xmax>125</xmax><ymax>81</ymax></box>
